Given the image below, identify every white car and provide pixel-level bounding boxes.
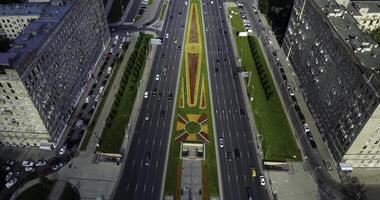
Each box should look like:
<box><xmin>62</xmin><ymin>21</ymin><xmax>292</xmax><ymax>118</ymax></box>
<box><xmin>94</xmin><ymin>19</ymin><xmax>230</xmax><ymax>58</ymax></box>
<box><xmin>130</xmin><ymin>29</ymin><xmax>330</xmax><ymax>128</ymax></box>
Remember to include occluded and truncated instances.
<box><xmin>21</xmin><ymin>161</ymin><xmax>34</xmax><ymax>167</ymax></box>
<box><xmin>145</xmin><ymin>113</ymin><xmax>150</xmax><ymax>121</ymax></box>
<box><xmin>5</xmin><ymin>172</ymin><xmax>12</xmax><ymax>182</ymax></box>
<box><xmin>25</xmin><ymin>166</ymin><xmax>35</xmax><ymax>172</ymax></box>
<box><xmin>5</xmin><ymin>178</ymin><xmax>17</xmax><ymax>188</ymax></box>
<box><xmin>260</xmin><ymin>175</ymin><xmax>266</xmax><ymax>186</ymax></box>
<box><xmin>35</xmin><ymin>160</ymin><xmax>47</xmax><ymax>167</ymax></box>
<box><xmin>6</xmin><ymin>160</ymin><xmax>14</xmax><ymax>166</ymax></box>
<box><xmin>99</xmin><ymin>86</ymin><xmax>105</xmax><ymax>94</ymax></box>
<box><xmin>144</xmin><ymin>91</ymin><xmax>149</xmax><ymax>99</ymax></box>
<box><xmin>59</xmin><ymin>146</ymin><xmax>66</xmax><ymax>155</ymax></box>
<box><xmin>85</xmin><ymin>96</ymin><xmax>90</xmax><ymax>103</ymax></box>
<box><xmin>95</xmin><ymin>95</ymin><xmax>100</xmax><ymax>102</ymax></box>
<box><xmin>155</xmin><ymin>74</ymin><xmax>160</xmax><ymax>81</ymax></box>
<box><xmin>218</xmin><ymin>137</ymin><xmax>224</xmax><ymax>148</ymax></box>
<box><xmin>185</xmin><ymin>1</ymin><xmax>188</xmax><ymax>5</ymax></box>
<box><xmin>119</xmin><ymin>44</ymin><xmax>123</xmax><ymax>49</ymax></box>
<box><xmin>303</xmin><ymin>123</ymin><xmax>310</xmax><ymax>133</ymax></box>
<box><xmin>165</xmin><ymin>33</ymin><xmax>169</xmax><ymax>39</ymax></box>
<box><xmin>52</xmin><ymin>162</ymin><xmax>64</xmax><ymax>171</ymax></box>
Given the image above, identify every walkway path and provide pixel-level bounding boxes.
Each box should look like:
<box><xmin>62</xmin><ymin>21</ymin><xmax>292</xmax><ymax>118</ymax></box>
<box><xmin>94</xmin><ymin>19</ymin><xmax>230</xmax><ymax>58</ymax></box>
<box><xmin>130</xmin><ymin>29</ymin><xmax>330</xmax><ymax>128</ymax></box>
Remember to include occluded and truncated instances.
<box><xmin>181</xmin><ymin>160</ymin><xmax>202</xmax><ymax>200</ymax></box>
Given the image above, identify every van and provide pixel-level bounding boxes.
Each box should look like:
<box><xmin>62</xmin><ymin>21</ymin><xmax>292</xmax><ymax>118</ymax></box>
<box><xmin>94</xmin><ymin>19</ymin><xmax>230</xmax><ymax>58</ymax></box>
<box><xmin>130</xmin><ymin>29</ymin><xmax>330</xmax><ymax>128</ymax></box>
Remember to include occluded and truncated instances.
<box><xmin>107</xmin><ymin>67</ymin><xmax>112</xmax><ymax>74</ymax></box>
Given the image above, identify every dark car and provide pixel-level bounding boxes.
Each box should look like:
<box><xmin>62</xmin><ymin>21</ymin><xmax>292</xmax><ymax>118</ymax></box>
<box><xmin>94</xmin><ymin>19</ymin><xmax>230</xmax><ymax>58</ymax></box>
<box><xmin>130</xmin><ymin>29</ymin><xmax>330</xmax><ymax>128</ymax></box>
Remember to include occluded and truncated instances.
<box><xmin>226</xmin><ymin>151</ymin><xmax>232</xmax><ymax>162</ymax></box>
<box><xmin>160</xmin><ymin>110</ymin><xmax>165</xmax><ymax>118</ymax></box>
<box><xmin>144</xmin><ymin>153</ymin><xmax>151</xmax><ymax>166</ymax></box>
<box><xmin>247</xmin><ymin>187</ymin><xmax>254</xmax><ymax>200</ymax></box>
<box><xmin>233</xmin><ymin>72</ymin><xmax>238</xmax><ymax>78</ymax></box>
<box><xmin>234</xmin><ymin>149</ymin><xmax>241</xmax><ymax>159</ymax></box>
<box><xmin>161</xmin><ymin>53</ymin><xmax>165</xmax><ymax>59</ymax></box>
<box><xmin>158</xmin><ymin>92</ymin><xmax>162</xmax><ymax>100</ymax></box>
<box><xmin>152</xmin><ymin>88</ymin><xmax>157</xmax><ymax>96</ymax></box>
<box><xmin>168</xmin><ymin>93</ymin><xmax>173</xmax><ymax>101</ymax></box>
<box><xmin>240</xmin><ymin>109</ymin><xmax>246</xmax><ymax>118</ymax></box>
<box><xmin>215</xmin><ymin>67</ymin><xmax>219</xmax><ymax>72</ymax></box>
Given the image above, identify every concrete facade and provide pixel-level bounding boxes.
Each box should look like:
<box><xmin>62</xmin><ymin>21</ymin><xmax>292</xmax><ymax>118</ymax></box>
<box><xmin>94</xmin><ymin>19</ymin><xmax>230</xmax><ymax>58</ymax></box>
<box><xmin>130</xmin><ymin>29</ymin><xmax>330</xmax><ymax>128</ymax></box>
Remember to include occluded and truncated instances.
<box><xmin>0</xmin><ymin>4</ymin><xmax>43</xmax><ymax>39</ymax></box>
<box><xmin>349</xmin><ymin>1</ymin><xmax>380</xmax><ymax>31</ymax></box>
<box><xmin>282</xmin><ymin>0</ymin><xmax>380</xmax><ymax>169</ymax></box>
<box><xmin>0</xmin><ymin>0</ymin><xmax>110</xmax><ymax>148</ymax></box>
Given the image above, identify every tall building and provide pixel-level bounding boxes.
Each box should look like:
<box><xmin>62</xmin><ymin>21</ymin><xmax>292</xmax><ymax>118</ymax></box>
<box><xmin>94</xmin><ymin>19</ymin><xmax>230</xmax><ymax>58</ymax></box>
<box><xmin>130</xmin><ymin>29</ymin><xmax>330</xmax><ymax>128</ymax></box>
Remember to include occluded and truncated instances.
<box><xmin>0</xmin><ymin>0</ymin><xmax>110</xmax><ymax>148</ymax></box>
<box><xmin>0</xmin><ymin>4</ymin><xmax>43</xmax><ymax>39</ymax></box>
<box><xmin>283</xmin><ymin>0</ymin><xmax>380</xmax><ymax>169</ymax></box>
<box><xmin>349</xmin><ymin>1</ymin><xmax>380</xmax><ymax>31</ymax></box>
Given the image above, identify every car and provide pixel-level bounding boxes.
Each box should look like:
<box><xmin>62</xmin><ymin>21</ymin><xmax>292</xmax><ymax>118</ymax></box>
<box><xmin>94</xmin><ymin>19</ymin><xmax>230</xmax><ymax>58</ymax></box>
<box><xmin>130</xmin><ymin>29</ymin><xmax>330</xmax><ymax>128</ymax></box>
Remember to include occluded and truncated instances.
<box><xmin>35</xmin><ymin>160</ymin><xmax>47</xmax><ymax>167</ymax></box>
<box><xmin>5</xmin><ymin>178</ymin><xmax>17</xmax><ymax>188</ymax></box>
<box><xmin>5</xmin><ymin>166</ymin><xmax>11</xmax><ymax>171</ymax></box>
<box><xmin>52</xmin><ymin>162</ymin><xmax>64</xmax><ymax>171</ymax></box>
<box><xmin>144</xmin><ymin>91</ymin><xmax>149</xmax><ymax>99</ymax></box>
<box><xmin>6</xmin><ymin>160</ymin><xmax>14</xmax><ymax>166</ymax></box>
<box><xmin>144</xmin><ymin>153</ymin><xmax>151</xmax><ymax>166</ymax></box>
<box><xmin>246</xmin><ymin>187</ymin><xmax>254</xmax><ymax>200</ymax></box>
<box><xmin>5</xmin><ymin>172</ymin><xmax>12</xmax><ymax>182</ymax></box>
<box><xmin>155</xmin><ymin>74</ymin><xmax>160</xmax><ymax>81</ymax></box>
<box><xmin>303</xmin><ymin>123</ymin><xmax>310</xmax><ymax>133</ymax></box>
<box><xmin>95</xmin><ymin>95</ymin><xmax>100</xmax><ymax>102</ymax></box>
<box><xmin>160</xmin><ymin>110</ymin><xmax>165</xmax><ymax>118</ymax></box>
<box><xmin>145</xmin><ymin>113</ymin><xmax>150</xmax><ymax>121</ymax></box>
<box><xmin>165</xmin><ymin>33</ymin><xmax>169</xmax><ymax>39</ymax></box>
<box><xmin>152</xmin><ymin>88</ymin><xmax>157</xmax><ymax>96</ymax></box>
<box><xmin>233</xmin><ymin>72</ymin><xmax>238</xmax><ymax>78</ymax></box>
<box><xmin>289</xmin><ymin>89</ymin><xmax>295</xmax><ymax>96</ymax></box>
<box><xmin>59</xmin><ymin>146</ymin><xmax>66</xmax><ymax>155</ymax></box>
<box><xmin>177</xmin><ymin>45</ymin><xmax>181</xmax><ymax>50</ymax></box>
<box><xmin>85</xmin><ymin>96</ymin><xmax>90</xmax><ymax>103</ymax></box>
<box><xmin>178</xmin><ymin>11</ymin><xmax>182</xmax><ymax>16</ymax></box>
<box><xmin>168</xmin><ymin>93</ymin><xmax>173</xmax><ymax>101</ymax></box>
<box><xmin>234</xmin><ymin>149</ymin><xmax>241</xmax><ymax>159</ymax></box>
<box><xmin>21</xmin><ymin>161</ymin><xmax>34</xmax><ymax>167</ymax></box>
<box><xmin>260</xmin><ymin>175</ymin><xmax>266</xmax><ymax>186</ymax></box>
<box><xmin>218</xmin><ymin>137</ymin><xmax>224</xmax><ymax>148</ymax></box>
<box><xmin>99</xmin><ymin>86</ymin><xmax>105</xmax><ymax>94</ymax></box>
<box><xmin>240</xmin><ymin>109</ymin><xmax>246</xmax><ymax>118</ymax></box>
<box><xmin>161</xmin><ymin>53</ymin><xmax>165</xmax><ymax>59</ymax></box>
<box><xmin>250</xmin><ymin>166</ymin><xmax>257</xmax><ymax>177</ymax></box>
<box><xmin>158</xmin><ymin>92</ymin><xmax>162</xmax><ymax>100</ymax></box>
<box><xmin>25</xmin><ymin>166</ymin><xmax>35</xmax><ymax>172</ymax></box>
<box><xmin>185</xmin><ymin>1</ymin><xmax>188</xmax><ymax>5</ymax></box>
<box><xmin>226</xmin><ymin>151</ymin><xmax>232</xmax><ymax>162</ymax></box>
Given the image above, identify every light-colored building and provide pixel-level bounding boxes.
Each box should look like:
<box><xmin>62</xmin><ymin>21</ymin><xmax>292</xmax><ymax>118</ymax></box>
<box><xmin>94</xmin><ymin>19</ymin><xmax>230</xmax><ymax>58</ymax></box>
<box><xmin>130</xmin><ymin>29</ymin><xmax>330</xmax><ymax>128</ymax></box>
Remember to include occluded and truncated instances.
<box><xmin>349</xmin><ymin>1</ymin><xmax>380</xmax><ymax>31</ymax></box>
<box><xmin>0</xmin><ymin>0</ymin><xmax>110</xmax><ymax>148</ymax></box>
<box><xmin>0</xmin><ymin>4</ymin><xmax>44</xmax><ymax>39</ymax></box>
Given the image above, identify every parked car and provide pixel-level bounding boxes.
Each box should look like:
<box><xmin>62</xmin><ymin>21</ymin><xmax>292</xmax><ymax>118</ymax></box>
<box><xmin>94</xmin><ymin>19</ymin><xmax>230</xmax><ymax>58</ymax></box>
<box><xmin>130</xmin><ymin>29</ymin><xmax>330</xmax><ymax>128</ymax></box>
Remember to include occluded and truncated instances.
<box><xmin>6</xmin><ymin>160</ymin><xmax>14</xmax><ymax>166</ymax></box>
<box><xmin>5</xmin><ymin>172</ymin><xmax>12</xmax><ymax>182</ymax></box>
<box><xmin>59</xmin><ymin>146</ymin><xmax>66</xmax><ymax>155</ymax></box>
<box><xmin>21</xmin><ymin>161</ymin><xmax>34</xmax><ymax>167</ymax></box>
<box><xmin>25</xmin><ymin>166</ymin><xmax>35</xmax><ymax>172</ymax></box>
<box><xmin>52</xmin><ymin>162</ymin><xmax>64</xmax><ymax>171</ymax></box>
<box><xmin>35</xmin><ymin>160</ymin><xmax>47</xmax><ymax>167</ymax></box>
<box><xmin>5</xmin><ymin>178</ymin><xmax>17</xmax><ymax>188</ymax></box>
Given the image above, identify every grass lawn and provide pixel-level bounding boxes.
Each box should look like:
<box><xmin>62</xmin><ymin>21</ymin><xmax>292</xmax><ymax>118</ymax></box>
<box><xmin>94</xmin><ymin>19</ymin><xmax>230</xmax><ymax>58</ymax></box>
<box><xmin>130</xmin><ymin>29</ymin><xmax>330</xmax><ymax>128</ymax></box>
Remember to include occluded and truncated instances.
<box><xmin>99</xmin><ymin>34</ymin><xmax>153</xmax><ymax>153</ymax></box>
<box><xmin>16</xmin><ymin>181</ymin><xmax>55</xmax><ymax>200</ymax></box>
<box><xmin>228</xmin><ymin>6</ymin><xmax>301</xmax><ymax>161</ymax></box>
<box><xmin>164</xmin><ymin>0</ymin><xmax>219</xmax><ymax>197</ymax></box>
<box><xmin>59</xmin><ymin>183</ymin><xmax>80</xmax><ymax>200</ymax></box>
<box><xmin>80</xmin><ymin>43</ymin><xmax>130</xmax><ymax>151</ymax></box>
<box><xmin>108</xmin><ymin>0</ymin><xmax>129</xmax><ymax>23</ymax></box>
<box><xmin>160</xmin><ymin>1</ymin><xmax>168</xmax><ymax>21</ymax></box>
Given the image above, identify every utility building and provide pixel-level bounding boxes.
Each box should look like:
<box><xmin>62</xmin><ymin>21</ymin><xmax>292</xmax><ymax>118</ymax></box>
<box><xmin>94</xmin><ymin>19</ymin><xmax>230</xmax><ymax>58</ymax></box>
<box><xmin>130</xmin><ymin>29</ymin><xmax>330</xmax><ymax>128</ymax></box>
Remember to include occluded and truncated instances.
<box><xmin>283</xmin><ymin>0</ymin><xmax>380</xmax><ymax>169</ymax></box>
<box><xmin>0</xmin><ymin>0</ymin><xmax>110</xmax><ymax>148</ymax></box>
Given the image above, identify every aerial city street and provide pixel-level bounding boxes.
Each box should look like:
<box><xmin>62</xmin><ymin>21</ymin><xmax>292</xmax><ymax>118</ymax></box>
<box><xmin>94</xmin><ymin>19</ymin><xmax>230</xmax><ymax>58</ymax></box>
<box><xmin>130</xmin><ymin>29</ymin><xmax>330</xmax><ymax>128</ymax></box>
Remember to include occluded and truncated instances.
<box><xmin>0</xmin><ymin>0</ymin><xmax>380</xmax><ymax>199</ymax></box>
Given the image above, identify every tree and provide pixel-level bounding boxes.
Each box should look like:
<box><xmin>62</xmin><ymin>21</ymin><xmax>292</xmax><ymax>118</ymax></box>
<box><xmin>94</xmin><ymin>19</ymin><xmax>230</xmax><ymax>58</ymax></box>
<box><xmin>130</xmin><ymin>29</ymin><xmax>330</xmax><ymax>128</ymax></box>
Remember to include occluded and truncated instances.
<box><xmin>259</xmin><ymin>0</ymin><xmax>269</xmax><ymax>15</ymax></box>
<box><xmin>370</xmin><ymin>27</ymin><xmax>380</xmax><ymax>45</ymax></box>
<box><xmin>0</xmin><ymin>38</ymin><xmax>11</xmax><ymax>52</ymax></box>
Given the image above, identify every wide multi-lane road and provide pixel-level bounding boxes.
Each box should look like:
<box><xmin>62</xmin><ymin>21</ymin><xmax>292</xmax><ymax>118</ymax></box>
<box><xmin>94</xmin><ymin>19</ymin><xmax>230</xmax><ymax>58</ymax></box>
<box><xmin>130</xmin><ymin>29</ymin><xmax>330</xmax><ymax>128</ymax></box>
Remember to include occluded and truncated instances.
<box><xmin>112</xmin><ymin>0</ymin><xmax>188</xmax><ymax>199</ymax></box>
<box><xmin>202</xmin><ymin>0</ymin><xmax>267</xmax><ymax>199</ymax></box>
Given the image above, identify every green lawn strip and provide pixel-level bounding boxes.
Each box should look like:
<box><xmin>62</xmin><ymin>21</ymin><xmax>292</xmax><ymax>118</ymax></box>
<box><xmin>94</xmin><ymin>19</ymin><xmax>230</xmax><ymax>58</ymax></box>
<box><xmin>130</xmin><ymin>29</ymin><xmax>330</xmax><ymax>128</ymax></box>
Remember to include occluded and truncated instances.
<box><xmin>160</xmin><ymin>1</ymin><xmax>168</xmax><ymax>21</ymax></box>
<box><xmin>164</xmin><ymin>0</ymin><xmax>219</xmax><ymax>196</ymax></box>
<box><xmin>148</xmin><ymin>0</ymin><xmax>153</xmax><ymax>5</ymax></box>
<box><xmin>228</xmin><ymin>6</ymin><xmax>301</xmax><ymax>161</ymax></box>
<box><xmin>80</xmin><ymin>43</ymin><xmax>130</xmax><ymax>151</ymax></box>
<box><xmin>99</xmin><ymin>33</ymin><xmax>153</xmax><ymax>153</ymax></box>
<box><xmin>108</xmin><ymin>0</ymin><xmax>129</xmax><ymax>23</ymax></box>
<box><xmin>59</xmin><ymin>183</ymin><xmax>80</xmax><ymax>200</ymax></box>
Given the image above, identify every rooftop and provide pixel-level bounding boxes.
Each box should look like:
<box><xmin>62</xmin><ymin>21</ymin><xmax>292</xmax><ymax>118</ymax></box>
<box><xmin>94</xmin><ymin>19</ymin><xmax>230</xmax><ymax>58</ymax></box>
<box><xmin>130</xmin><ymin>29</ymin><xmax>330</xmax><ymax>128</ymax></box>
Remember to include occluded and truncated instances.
<box><xmin>0</xmin><ymin>4</ymin><xmax>45</xmax><ymax>17</ymax></box>
<box><xmin>349</xmin><ymin>1</ymin><xmax>380</xmax><ymax>16</ymax></box>
<box><xmin>0</xmin><ymin>1</ymin><xmax>72</xmax><ymax>72</ymax></box>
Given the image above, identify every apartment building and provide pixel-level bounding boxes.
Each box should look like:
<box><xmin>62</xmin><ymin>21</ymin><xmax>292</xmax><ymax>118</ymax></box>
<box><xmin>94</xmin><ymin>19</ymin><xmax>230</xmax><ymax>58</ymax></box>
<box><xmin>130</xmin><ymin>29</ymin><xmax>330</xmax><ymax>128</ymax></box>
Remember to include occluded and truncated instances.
<box><xmin>0</xmin><ymin>4</ymin><xmax>44</xmax><ymax>39</ymax></box>
<box><xmin>282</xmin><ymin>0</ymin><xmax>380</xmax><ymax>169</ymax></box>
<box><xmin>0</xmin><ymin>0</ymin><xmax>110</xmax><ymax>148</ymax></box>
<box><xmin>349</xmin><ymin>1</ymin><xmax>380</xmax><ymax>31</ymax></box>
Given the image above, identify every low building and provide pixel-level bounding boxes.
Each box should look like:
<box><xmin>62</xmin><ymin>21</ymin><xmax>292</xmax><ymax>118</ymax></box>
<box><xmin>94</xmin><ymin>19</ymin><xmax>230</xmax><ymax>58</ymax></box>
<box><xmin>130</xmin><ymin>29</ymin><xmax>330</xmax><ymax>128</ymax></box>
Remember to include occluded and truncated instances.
<box><xmin>349</xmin><ymin>1</ymin><xmax>380</xmax><ymax>31</ymax></box>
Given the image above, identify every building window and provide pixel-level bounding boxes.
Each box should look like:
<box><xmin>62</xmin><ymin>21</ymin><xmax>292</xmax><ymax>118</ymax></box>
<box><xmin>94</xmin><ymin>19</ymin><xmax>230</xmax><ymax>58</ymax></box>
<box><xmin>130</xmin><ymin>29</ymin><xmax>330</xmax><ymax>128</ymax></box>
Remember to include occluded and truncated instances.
<box><xmin>7</xmin><ymin>83</ymin><xmax>12</xmax><ymax>88</ymax></box>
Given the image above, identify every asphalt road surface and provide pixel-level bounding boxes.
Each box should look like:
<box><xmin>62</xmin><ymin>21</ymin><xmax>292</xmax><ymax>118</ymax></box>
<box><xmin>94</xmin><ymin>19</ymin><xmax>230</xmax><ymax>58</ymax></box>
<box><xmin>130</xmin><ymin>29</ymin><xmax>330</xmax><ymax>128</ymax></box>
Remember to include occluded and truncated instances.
<box><xmin>112</xmin><ymin>0</ymin><xmax>188</xmax><ymax>199</ymax></box>
<box><xmin>202</xmin><ymin>0</ymin><xmax>267</xmax><ymax>199</ymax></box>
